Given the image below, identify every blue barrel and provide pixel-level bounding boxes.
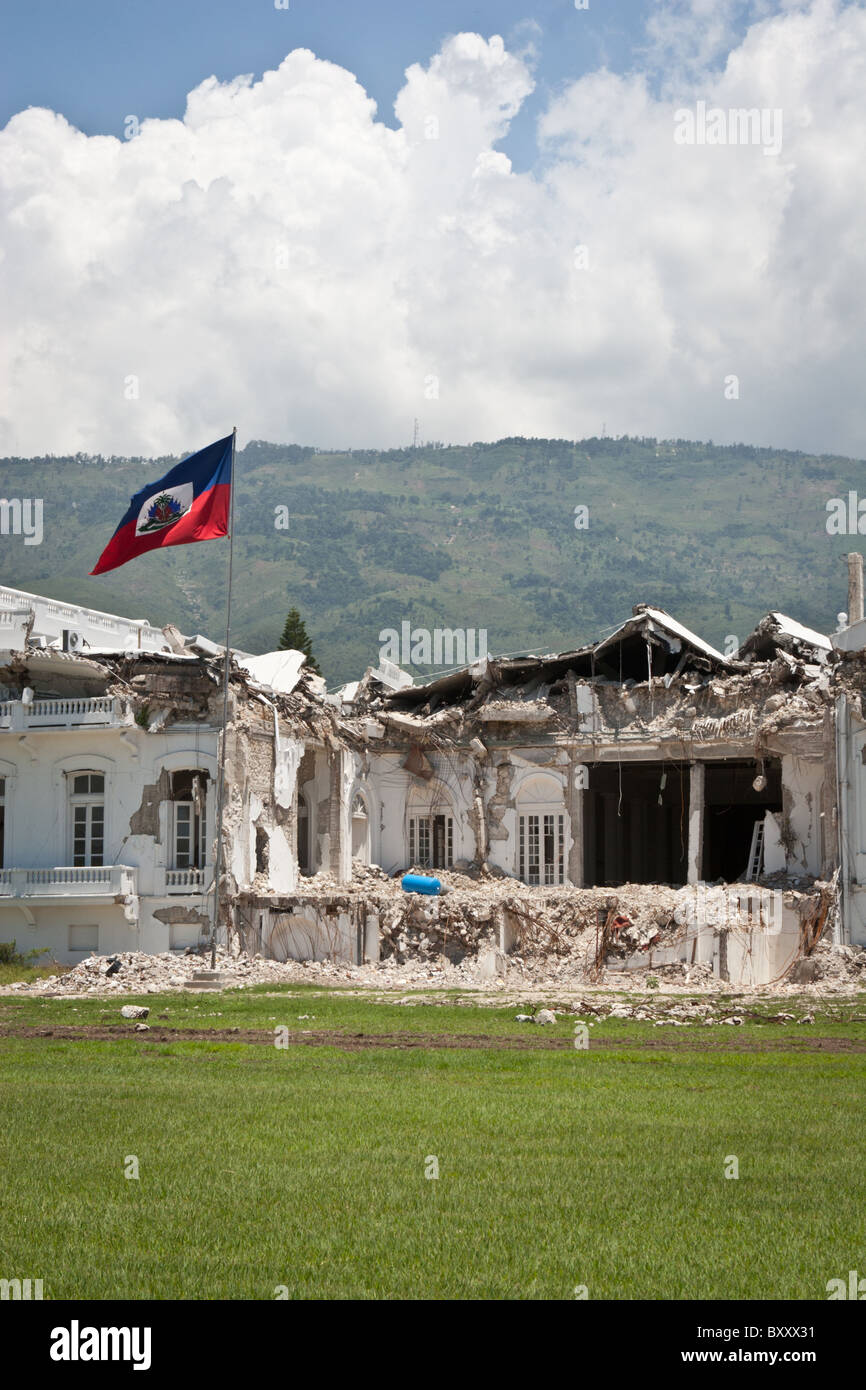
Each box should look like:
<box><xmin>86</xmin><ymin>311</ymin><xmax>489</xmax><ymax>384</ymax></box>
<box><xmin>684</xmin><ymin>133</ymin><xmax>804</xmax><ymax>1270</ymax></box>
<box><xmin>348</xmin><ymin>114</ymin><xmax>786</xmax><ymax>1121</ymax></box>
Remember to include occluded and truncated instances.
<box><xmin>401</xmin><ymin>873</ymin><xmax>441</xmax><ymax>895</ymax></box>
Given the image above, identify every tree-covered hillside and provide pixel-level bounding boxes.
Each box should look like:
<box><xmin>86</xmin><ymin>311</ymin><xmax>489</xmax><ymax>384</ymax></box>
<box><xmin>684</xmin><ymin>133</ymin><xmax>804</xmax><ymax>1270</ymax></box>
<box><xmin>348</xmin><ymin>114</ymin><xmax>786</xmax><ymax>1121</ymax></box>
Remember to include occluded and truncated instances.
<box><xmin>0</xmin><ymin>436</ymin><xmax>861</xmax><ymax>685</ymax></box>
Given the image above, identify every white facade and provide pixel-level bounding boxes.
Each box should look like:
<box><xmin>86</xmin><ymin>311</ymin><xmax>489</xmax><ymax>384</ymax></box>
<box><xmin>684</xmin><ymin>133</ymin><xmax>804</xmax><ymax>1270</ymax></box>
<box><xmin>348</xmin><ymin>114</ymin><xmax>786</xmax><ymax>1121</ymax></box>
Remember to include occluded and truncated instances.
<box><xmin>0</xmin><ymin>709</ymin><xmax>221</xmax><ymax>961</ymax></box>
<box><xmin>0</xmin><ymin>589</ymin><xmax>310</xmax><ymax>963</ymax></box>
<box><xmin>0</xmin><ymin>583</ymin><xmax>172</xmax><ymax>655</ymax></box>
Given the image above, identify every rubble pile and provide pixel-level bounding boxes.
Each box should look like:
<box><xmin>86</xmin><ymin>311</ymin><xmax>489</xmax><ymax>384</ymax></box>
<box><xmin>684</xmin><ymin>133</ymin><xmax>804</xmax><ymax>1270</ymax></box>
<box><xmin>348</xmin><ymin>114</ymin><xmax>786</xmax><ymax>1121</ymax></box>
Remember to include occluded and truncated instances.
<box><xmin>6</xmin><ymin>947</ymin><xmax>292</xmax><ymax>996</ymax></box>
<box><xmin>8</xmin><ymin>871</ymin><xmax>862</xmax><ymax>996</ymax></box>
<box><xmin>5</xmin><ymin>928</ymin><xmax>865</xmax><ymax>997</ymax></box>
<box><xmin>6</xmin><ymin>935</ymin><xmax>865</xmax><ymax>998</ymax></box>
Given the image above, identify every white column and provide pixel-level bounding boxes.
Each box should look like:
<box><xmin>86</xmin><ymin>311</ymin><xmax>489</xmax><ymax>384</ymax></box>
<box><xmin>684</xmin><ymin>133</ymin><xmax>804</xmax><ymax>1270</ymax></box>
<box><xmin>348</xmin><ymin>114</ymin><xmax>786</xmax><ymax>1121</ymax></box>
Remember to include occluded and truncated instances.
<box><xmin>687</xmin><ymin>762</ymin><xmax>705</xmax><ymax>885</ymax></box>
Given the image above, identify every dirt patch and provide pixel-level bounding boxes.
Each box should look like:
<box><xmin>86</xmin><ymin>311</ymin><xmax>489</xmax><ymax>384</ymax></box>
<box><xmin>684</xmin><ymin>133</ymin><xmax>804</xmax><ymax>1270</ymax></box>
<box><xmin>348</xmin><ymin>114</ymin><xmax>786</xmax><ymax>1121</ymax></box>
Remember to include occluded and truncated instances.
<box><xmin>1</xmin><ymin>1024</ymin><xmax>865</xmax><ymax>1053</ymax></box>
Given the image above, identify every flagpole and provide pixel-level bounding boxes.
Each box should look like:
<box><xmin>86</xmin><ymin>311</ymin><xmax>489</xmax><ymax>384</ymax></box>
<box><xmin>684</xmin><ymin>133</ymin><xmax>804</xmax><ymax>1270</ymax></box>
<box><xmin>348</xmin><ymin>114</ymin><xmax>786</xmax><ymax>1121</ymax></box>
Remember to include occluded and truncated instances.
<box><xmin>210</xmin><ymin>427</ymin><xmax>237</xmax><ymax>969</ymax></box>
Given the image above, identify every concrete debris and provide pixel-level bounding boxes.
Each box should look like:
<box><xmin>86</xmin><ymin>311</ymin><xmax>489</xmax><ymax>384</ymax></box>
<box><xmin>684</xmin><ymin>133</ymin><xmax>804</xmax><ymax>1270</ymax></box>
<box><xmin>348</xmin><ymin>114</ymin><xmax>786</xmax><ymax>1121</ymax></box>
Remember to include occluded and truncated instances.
<box><xmin>8</xmin><ymin>906</ymin><xmax>866</xmax><ymax>1000</ymax></box>
<box><xmin>120</xmin><ymin>1004</ymin><xmax>149</xmax><ymax>1019</ymax></box>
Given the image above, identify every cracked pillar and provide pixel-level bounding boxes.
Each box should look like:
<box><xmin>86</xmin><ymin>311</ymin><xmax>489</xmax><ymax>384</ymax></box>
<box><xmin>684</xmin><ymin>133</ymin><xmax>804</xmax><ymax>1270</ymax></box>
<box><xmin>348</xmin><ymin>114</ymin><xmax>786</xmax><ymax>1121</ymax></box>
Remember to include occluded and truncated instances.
<box><xmin>328</xmin><ymin>747</ymin><xmax>353</xmax><ymax>883</ymax></box>
<box><xmin>848</xmin><ymin>551</ymin><xmax>864</xmax><ymax>625</ymax></box>
<box><xmin>821</xmin><ymin>707</ymin><xmax>839</xmax><ymax>880</ymax></box>
<box><xmin>567</xmin><ymin>758</ymin><xmax>584</xmax><ymax>887</ymax></box>
<box><xmin>687</xmin><ymin>762</ymin><xmax>705</xmax><ymax>885</ymax></box>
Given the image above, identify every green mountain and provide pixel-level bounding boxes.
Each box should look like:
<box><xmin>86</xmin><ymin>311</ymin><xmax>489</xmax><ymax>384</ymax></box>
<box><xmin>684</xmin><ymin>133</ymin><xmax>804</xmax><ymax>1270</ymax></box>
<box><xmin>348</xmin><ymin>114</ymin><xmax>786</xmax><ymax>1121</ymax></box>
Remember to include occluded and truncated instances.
<box><xmin>0</xmin><ymin>436</ymin><xmax>861</xmax><ymax>686</ymax></box>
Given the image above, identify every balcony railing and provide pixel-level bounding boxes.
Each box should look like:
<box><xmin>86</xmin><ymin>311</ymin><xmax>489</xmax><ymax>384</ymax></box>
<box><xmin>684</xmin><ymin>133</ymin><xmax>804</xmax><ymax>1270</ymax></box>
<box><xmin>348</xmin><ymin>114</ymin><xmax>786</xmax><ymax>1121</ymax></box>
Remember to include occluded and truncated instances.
<box><xmin>0</xmin><ymin>697</ymin><xmax>123</xmax><ymax>730</ymax></box>
<box><xmin>165</xmin><ymin>867</ymin><xmax>210</xmax><ymax>894</ymax></box>
<box><xmin>0</xmin><ymin>865</ymin><xmax>137</xmax><ymax>897</ymax></box>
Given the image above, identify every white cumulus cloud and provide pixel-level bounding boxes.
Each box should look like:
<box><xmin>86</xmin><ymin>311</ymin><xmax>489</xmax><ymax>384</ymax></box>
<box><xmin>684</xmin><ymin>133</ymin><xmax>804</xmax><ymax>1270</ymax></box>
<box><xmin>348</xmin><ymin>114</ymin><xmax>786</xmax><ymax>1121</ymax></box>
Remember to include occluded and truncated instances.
<box><xmin>0</xmin><ymin>3</ymin><xmax>864</xmax><ymax>457</ymax></box>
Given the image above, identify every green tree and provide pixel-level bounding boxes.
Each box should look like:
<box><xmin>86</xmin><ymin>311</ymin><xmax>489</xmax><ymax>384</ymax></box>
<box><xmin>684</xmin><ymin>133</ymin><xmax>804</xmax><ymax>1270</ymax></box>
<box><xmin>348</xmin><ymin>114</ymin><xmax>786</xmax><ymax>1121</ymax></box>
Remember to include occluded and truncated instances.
<box><xmin>278</xmin><ymin>607</ymin><xmax>321</xmax><ymax>675</ymax></box>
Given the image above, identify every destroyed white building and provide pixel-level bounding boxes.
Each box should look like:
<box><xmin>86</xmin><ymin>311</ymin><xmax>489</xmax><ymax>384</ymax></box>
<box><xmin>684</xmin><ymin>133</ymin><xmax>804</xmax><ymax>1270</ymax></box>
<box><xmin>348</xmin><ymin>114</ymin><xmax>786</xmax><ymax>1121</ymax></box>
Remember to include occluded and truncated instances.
<box><xmin>0</xmin><ymin>584</ymin><xmax>342</xmax><ymax>961</ymax></box>
<box><xmin>2</xmin><ymin>558</ymin><xmax>866</xmax><ymax>988</ymax></box>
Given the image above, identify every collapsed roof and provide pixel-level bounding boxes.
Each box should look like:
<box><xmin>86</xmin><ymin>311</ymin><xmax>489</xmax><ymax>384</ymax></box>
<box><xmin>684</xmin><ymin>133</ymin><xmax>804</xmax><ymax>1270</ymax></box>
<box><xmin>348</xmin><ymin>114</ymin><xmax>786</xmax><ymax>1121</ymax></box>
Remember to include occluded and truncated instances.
<box><xmin>737</xmin><ymin>612</ymin><xmax>832</xmax><ymax>664</ymax></box>
<box><xmin>356</xmin><ymin>606</ymin><xmax>737</xmax><ymax>715</ymax></box>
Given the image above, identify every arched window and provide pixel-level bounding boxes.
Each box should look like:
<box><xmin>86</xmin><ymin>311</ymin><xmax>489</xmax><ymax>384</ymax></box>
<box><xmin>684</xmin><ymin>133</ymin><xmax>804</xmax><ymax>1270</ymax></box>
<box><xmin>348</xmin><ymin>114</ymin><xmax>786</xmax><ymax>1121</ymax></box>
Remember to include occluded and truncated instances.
<box><xmin>516</xmin><ymin>774</ymin><xmax>567</xmax><ymax>886</ymax></box>
<box><xmin>351</xmin><ymin>792</ymin><xmax>369</xmax><ymax>864</ymax></box>
<box><xmin>69</xmin><ymin>772</ymin><xmax>105</xmax><ymax>867</ymax></box>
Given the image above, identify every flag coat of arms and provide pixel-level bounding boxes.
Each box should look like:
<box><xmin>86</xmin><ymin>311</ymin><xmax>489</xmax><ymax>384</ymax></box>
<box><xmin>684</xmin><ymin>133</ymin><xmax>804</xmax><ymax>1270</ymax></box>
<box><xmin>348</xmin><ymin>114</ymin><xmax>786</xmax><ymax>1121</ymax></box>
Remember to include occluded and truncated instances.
<box><xmin>91</xmin><ymin>435</ymin><xmax>233</xmax><ymax>575</ymax></box>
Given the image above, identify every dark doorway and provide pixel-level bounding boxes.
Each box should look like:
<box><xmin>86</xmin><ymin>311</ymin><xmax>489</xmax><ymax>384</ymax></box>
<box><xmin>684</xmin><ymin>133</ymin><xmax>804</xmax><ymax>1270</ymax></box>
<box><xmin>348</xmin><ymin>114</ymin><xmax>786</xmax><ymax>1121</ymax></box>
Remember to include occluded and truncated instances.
<box><xmin>297</xmin><ymin>797</ymin><xmax>311</xmax><ymax>876</ymax></box>
<box><xmin>703</xmin><ymin>760</ymin><xmax>783</xmax><ymax>881</ymax></box>
<box><xmin>583</xmin><ymin>761</ymin><xmax>690</xmax><ymax>886</ymax></box>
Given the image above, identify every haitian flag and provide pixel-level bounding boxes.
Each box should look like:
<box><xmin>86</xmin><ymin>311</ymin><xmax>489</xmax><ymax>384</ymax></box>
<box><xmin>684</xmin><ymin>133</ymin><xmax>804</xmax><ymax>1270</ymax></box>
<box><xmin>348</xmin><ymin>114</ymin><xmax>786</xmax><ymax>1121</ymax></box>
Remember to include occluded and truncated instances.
<box><xmin>91</xmin><ymin>434</ymin><xmax>233</xmax><ymax>575</ymax></box>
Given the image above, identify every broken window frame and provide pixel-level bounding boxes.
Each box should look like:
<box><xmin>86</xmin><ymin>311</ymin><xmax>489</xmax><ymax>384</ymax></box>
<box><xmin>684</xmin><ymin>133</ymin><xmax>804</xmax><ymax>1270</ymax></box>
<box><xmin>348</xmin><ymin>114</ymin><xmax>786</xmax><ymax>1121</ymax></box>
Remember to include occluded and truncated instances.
<box><xmin>169</xmin><ymin>771</ymin><xmax>208</xmax><ymax>872</ymax></box>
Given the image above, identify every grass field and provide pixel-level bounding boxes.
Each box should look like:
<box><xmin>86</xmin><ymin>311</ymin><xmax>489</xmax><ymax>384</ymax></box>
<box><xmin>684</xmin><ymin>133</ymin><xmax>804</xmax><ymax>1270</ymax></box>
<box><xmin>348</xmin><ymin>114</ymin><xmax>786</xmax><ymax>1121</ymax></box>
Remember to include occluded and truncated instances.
<box><xmin>1</xmin><ymin>986</ymin><xmax>865</xmax><ymax>1300</ymax></box>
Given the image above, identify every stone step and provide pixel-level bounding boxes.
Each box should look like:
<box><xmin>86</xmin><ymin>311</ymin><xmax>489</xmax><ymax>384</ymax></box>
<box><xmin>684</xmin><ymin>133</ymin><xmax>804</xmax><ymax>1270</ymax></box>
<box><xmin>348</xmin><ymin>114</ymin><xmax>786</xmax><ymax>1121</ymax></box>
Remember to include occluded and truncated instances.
<box><xmin>184</xmin><ymin>970</ymin><xmax>235</xmax><ymax>991</ymax></box>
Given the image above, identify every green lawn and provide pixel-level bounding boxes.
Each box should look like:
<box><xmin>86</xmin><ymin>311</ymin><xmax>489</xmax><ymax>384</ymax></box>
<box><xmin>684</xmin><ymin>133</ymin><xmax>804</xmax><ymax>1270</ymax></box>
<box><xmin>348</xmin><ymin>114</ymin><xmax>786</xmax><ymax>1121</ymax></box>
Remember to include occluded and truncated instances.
<box><xmin>1</xmin><ymin>988</ymin><xmax>864</xmax><ymax>1300</ymax></box>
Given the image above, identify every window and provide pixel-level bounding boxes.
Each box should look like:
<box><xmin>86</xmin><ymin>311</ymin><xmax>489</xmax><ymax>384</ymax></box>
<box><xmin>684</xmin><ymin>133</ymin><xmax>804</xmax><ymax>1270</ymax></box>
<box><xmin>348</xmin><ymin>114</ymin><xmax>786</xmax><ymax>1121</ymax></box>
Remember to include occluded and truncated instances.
<box><xmin>0</xmin><ymin>776</ymin><xmax>5</xmax><ymax>869</ymax></box>
<box><xmin>171</xmin><ymin>771</ymin><xmax>207</xmax><ymax>870</ymax></box>
<box><xmin>351</xmin><ymin>792</ymin><xmax>369</xmax><ymax>863</ymax></box>
<box><xmin>515</xmin><ymin>774</ymin><xmax>567</xmax><ymax>886</ymax></box>
<box><xmin>69</xmin><ymin>772</ymin><xmax>105</xmax><ymax>867</ymax></box>
<box><xmin>69</xmin><ymin>925</ymin><xmax>98</xmax><ymax>954</ymax></box>
<box><xmin>169</xmin><ymin>922</ymin><xmax>200</xmax><ymax>952</ymax></box>
<box><xmin>408</xmin><ymin>813</ymin><xmax>453</xmax><ymax>869</ymax></box>
<box><xmin>518</xmin><ymin>812</ymin><xmax>565</xmax><ymax>885</ymax></box>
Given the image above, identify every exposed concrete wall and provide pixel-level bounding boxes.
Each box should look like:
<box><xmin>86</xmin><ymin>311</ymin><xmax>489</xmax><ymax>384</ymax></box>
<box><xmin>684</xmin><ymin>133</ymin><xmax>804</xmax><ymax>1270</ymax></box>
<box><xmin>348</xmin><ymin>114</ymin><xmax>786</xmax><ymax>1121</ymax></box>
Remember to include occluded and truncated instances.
<box><xmin>611</xmin><ymin>887</ymin><xmax>802</xmax><ymax>986</ymax></box>
<box><xmin>263</xmin><ymin>724</ymin><xmax>303</xmax><ymax>895</ymax></box>
<box><xmin>263</xmin><ymin>901</ymin><xmax>374</xmax><ymax>963</ymax></box>
<box><xmin>780</xmin><ymin>755</ymin><xmax>823</xmax><ymax>876</ymax></box>
<box><xmin>368</xmin><ymin>752</ymin><xmax>409</xmax><ymax>873</ymax></box>
<box><xmin>298</xmin><ymin>748</ymin><xmax>330</xmax><ymax>875</ymax></box>
<box><xmin>328</xmin><ymin>747</ymin><xmax>355</xmax><ymax>882</ymax></box>
<box><xmin>566</xmin><ymin>753</ymin><xmax>585</xmax><ymax>888</ymax></box>
<box><xmin>484</xmin><ymin>759</ymin><xmax>514</xmax><ymax>870</ymax></box>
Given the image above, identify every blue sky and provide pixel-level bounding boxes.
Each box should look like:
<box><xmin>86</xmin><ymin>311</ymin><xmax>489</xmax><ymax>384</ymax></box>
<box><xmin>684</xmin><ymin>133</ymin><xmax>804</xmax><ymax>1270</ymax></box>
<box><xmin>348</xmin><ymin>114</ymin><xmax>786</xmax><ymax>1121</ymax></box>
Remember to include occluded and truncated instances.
<box><xmin>3</xmin><ymin>0</ymin><xmax>670</xmax><ymax>170</ymax></box>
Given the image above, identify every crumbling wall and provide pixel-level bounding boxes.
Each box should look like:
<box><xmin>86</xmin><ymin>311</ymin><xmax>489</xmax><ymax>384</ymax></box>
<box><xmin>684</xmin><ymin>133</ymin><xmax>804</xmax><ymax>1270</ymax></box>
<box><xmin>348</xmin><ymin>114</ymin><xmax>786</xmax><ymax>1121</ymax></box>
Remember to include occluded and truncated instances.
<box><xmin>369</xmin><ymin>751</ymin><xmax>409</xmax><ymax>872</ymax></box>
<box><xmin>485</xmin><ymin>759</ymin><xmax>514</xmax><ymax>849</ymax></box>
<box><xmin>129</xmin><ymin>768</ymin><xmax>172</xmax><ymax>839</ymax></box>
<box><xmin>780</xmin><ymin>755</ymin><xmax>823</xmax><ymax>875</ymax></box>
<box><xmin>266</xmin><ymin>906</ymin><xmax>356</xmax><ymax>963</ymax></box>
